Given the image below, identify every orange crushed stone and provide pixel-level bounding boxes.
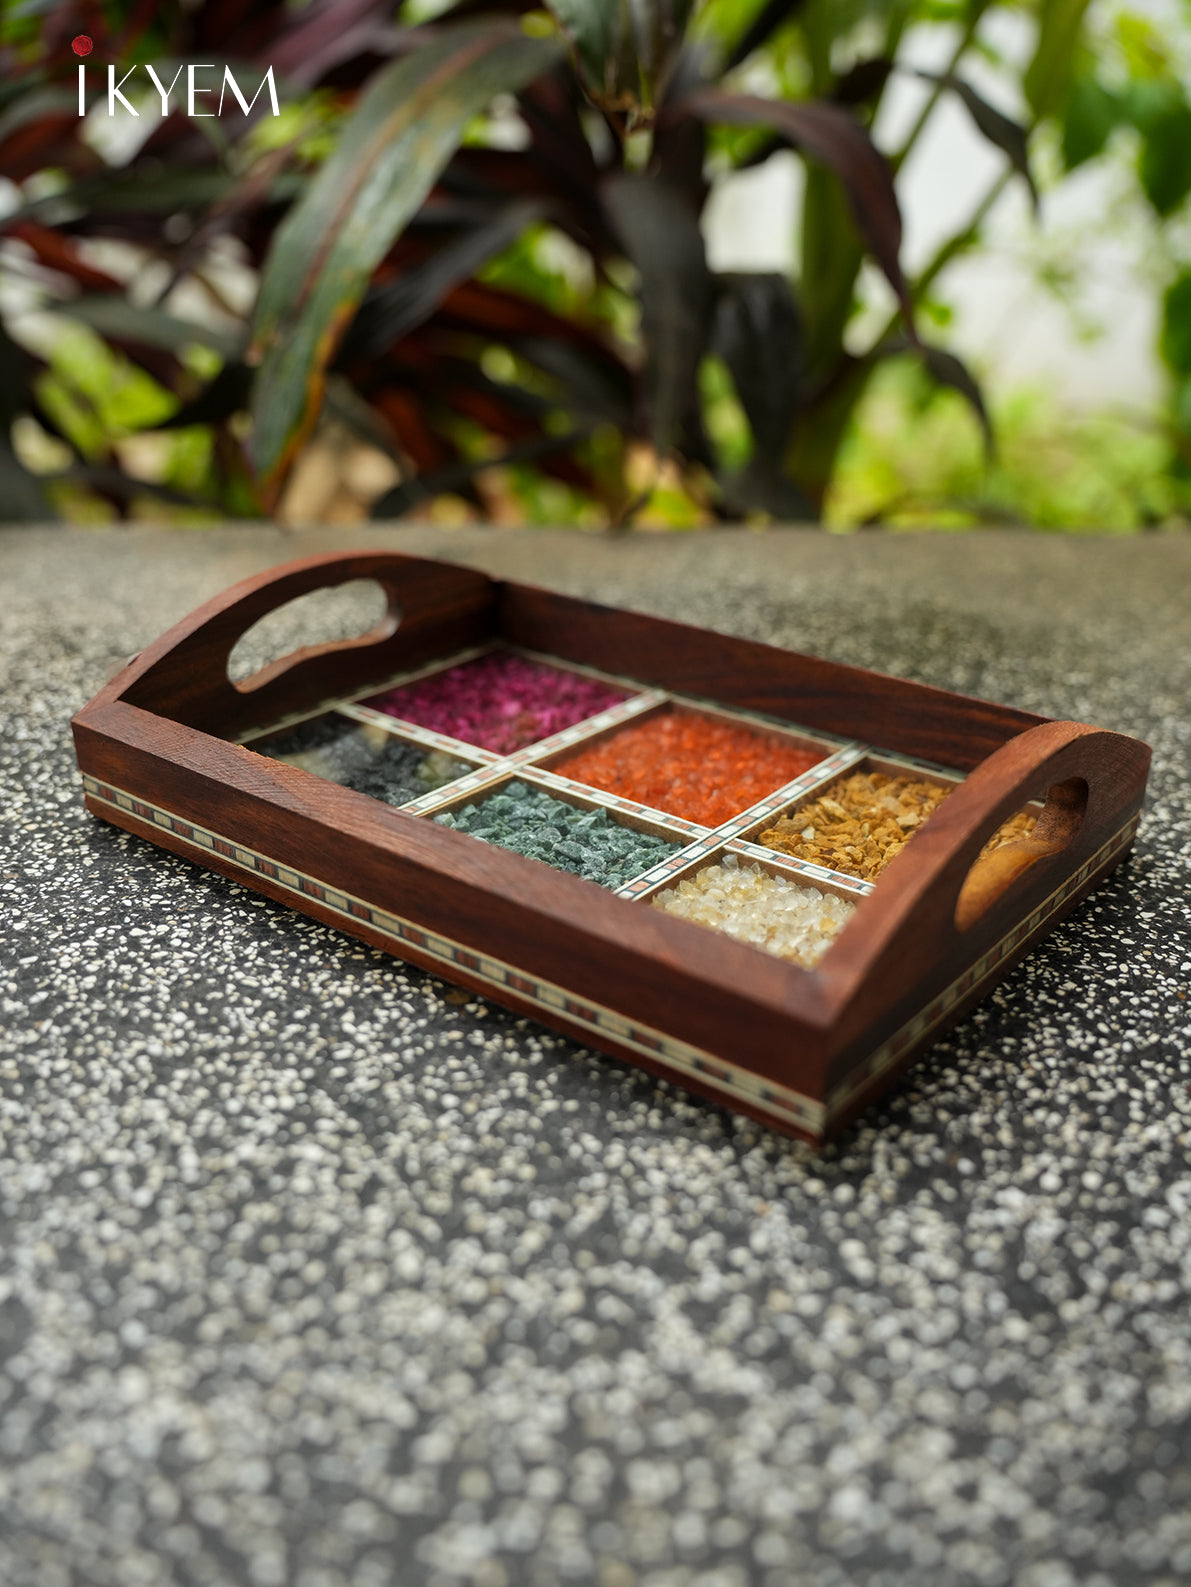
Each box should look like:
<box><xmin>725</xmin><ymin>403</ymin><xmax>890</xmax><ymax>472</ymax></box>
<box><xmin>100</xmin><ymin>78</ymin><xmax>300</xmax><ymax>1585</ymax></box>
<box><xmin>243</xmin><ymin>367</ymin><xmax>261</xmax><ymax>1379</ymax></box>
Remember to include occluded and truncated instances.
<box><xmin>758</xmin><ymin>770</ymin><xmax>1037</xmax><ymax>881</ymax></box>
<box><xmin>552</xmin><ymin>711</ymin><xmax>824</xmax><ymax>828</ymax></box>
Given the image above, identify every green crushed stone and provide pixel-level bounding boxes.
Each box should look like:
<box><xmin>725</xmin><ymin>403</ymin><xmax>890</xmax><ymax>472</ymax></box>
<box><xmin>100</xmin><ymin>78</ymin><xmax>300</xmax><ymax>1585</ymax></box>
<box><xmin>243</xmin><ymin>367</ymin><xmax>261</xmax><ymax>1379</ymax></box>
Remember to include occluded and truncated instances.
<box><xmin>436</xmin><ymin>781</ymin><xmax>682</xmax><ymax>887</ymax></box>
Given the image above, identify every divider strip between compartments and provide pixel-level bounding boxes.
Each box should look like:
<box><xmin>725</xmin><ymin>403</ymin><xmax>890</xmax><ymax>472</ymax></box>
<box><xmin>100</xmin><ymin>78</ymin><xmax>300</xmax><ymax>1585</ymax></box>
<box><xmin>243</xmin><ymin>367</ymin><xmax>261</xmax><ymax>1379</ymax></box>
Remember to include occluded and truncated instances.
<box><xmin>339</xmin><ymin>642</ymin><xmax>496</xmax><ymax>707</ymax></box>
<box><xmin>706</xmin><ymin>744</ymin><xmax>869</xmax><ymax>841</ymax></box>
<box><xmin>343</xmin><ymin>673</ymin><xmax>663</xmax><ymax>773</ymax></box>
<box><xmin>727</xmin><ymin>837</ymin><xmax>876</xmax><ymax>896</ymax></box>
<box><xmin>336</xmin><ymin>702</ymin><xmax>502</xmax><ymax>765</ymax></box>
<box><xmin>624</xmin><ymin>838</ymin><xmax>872</xmax><ymax>908</ymax></box>
<box><xmin>417</xmin><ymin>765</ymin><xmax>705</xmax><ymax>879</ymax></box>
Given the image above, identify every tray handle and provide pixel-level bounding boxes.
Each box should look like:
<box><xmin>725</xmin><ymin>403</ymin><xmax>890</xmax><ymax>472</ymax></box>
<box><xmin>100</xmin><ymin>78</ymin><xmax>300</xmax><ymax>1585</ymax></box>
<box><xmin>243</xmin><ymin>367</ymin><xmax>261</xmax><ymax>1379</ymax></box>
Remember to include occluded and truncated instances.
<box><xmin>821</xmin><ymin>719</ymin><xmax>1150</xmax><ymax>1006</ymax></box>
<box><xmin>111</xmin><ymin>550</ymin><xmax>496</xmax><ymax>735</ymax></box>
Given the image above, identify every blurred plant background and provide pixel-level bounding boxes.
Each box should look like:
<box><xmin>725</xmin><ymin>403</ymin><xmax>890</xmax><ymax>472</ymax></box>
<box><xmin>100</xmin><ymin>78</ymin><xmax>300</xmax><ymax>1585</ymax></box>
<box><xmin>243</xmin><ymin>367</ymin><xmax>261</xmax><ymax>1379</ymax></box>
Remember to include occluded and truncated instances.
<box><xmin>1</xmin><ymin>0</ymin><xmax>1189</xmax><ymax>530</ymax></box>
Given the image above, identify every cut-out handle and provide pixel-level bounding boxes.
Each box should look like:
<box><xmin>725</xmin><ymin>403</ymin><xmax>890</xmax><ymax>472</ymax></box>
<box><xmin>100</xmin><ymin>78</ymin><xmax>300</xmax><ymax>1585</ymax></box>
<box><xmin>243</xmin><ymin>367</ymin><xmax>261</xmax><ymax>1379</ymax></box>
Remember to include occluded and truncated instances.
<box><xmin>227</xmin><ymin>578</ymin><xmax>394</xmax><ymax>691</ymax></box>
<box><xmin>819</xmin><ymin>720</ymin><xmax>1150</xmax><ymax>1012</ymax></box>
<box><xmin>954</xmin><ymin>775</ymin><xmax>1087</xmax><ymax>931</ymax></box>
<box><xmin>110</xmin><ymin>551</ymin><xmax>496</xmax><ymax>737</ymax></box>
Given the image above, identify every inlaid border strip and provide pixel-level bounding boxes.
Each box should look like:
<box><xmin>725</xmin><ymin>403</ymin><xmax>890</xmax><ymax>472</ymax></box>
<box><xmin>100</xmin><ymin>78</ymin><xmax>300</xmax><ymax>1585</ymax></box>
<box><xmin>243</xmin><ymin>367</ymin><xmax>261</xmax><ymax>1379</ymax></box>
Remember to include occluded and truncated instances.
<box><xmin>822</xmin><ymin>812</ymin><xmax>1141</xmax><ymax>1125</ymax></box>
<box><xmin>79</xmin><ymin>774</ymin><xmax>827</xmax><ymax>1134</ymax></box>
<box><xmin>78</xmin><ymin>774</ymin><xmax>1139</xmax><ymax>1141</ymax></box>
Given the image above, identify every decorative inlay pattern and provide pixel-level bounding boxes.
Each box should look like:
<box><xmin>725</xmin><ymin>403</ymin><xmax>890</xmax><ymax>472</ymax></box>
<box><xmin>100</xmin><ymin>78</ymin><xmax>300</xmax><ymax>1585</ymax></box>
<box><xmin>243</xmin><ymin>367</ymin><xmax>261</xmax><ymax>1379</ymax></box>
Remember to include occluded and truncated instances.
<box><xmin>80</xmin><ymin>774</ymin><xmax>825</xmax><ymax>1133</ymax></box>
<box><xmin>79</xmin><ymin>775</ymin><xmax>1138</xmax><ymax>1136</ymax></box>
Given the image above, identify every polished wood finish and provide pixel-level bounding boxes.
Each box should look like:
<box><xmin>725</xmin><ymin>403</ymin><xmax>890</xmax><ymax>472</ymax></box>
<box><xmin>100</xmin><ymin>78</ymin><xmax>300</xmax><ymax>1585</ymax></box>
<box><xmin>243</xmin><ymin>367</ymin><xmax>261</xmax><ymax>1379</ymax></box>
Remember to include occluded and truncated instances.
<box><xmin>71</xmin><ymin>551</ymin><xmax>1152</xmax><ymax>1144</ymax></box>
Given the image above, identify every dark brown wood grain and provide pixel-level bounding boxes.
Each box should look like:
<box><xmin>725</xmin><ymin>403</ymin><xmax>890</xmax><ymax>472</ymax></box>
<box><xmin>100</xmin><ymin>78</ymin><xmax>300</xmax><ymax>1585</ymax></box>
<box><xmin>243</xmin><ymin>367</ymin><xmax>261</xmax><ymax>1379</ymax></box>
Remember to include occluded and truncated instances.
<box><xmin>115</xmin><ymin>551</ymin><xmax>497</xmax><ymax>738</ymax></box>
<box><xmin>497</xmin><ymin>584</ymin><xmax>1046</xmax><ymax>770</ymax></box>
<box><xmin>70</xmin><ymin>550</ymin><xmax>1152</xmax><ymax>1144</ymax></box>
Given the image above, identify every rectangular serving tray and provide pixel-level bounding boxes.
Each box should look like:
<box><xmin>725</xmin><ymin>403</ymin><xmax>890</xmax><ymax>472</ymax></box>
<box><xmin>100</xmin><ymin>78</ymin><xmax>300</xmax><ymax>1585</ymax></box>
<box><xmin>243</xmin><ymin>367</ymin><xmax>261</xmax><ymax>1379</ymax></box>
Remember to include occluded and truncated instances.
<box><xmin>71</xmin><ymin>551</ymin><xmax>1151</xmax><ymax>1144</ymax></box>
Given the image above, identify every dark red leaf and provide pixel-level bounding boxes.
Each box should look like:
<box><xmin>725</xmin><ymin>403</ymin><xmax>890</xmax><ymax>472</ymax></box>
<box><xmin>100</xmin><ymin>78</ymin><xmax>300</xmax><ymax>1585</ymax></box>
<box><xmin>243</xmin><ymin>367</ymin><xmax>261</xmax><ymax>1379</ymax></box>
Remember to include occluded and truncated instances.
<box><xmin>681</xmin><ymin>90</ymin><xmax>914</xmax><ymax>330</ymax></box>
<box><xmin>5</xmin><ymin>220</ymin><xmax>123</xmax><ymax>293</ymax></box>
<box><xmin>0</xmin><ymin>113</ymin><xmax>87</xmax><ymax>185</ymax></box>
<box><xmin>710</xmin><ymin>271</ymin><xmax>802</xmax><ymax>457</ymax></box>
<box><xmin>915</xmin><ymin>70</ymin><xmax>1038</xmax><ymax>211</ymax></box>
<box><xmin>602</xmin><ymin>174</ymin><xmax>713</xmax><ymax>452</ymax></box>
<box><xmin>833</xmin><ymin>58</ymin><xmax>893</xmax><ymax>107</ymax></box>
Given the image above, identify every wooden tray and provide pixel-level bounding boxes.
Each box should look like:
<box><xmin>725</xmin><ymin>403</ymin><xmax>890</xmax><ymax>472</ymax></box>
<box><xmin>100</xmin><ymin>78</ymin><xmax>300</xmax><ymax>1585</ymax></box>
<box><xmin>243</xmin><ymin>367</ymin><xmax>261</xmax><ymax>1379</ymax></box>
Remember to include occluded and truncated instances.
<box><xmin>71</xmin><ymin>550</ymin><xmax>1151</xmax><ymax>1144</ymax></box>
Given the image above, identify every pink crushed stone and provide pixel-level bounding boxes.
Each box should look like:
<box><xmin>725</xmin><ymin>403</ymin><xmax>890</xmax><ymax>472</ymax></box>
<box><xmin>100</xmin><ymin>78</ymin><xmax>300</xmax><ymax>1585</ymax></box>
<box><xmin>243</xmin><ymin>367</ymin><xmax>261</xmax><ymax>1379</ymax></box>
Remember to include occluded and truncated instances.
<box><xmin>365</xmin><ymin>652</ymin><xmax>629</xmax><ymax>753</ymax></box>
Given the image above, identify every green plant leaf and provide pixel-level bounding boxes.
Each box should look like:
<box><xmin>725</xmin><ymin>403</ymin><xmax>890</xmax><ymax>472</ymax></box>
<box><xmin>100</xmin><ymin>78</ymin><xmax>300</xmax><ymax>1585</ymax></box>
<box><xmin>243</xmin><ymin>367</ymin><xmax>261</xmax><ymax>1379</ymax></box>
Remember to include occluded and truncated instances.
<box><xmin>1060</xmin><ymin>71</ymin><xmax>1123</xmax><ymax>170</ymax></box>
<box><xmin>1138</xmin><ymin>95</ymin><xmax>1191</xmax><ymax>217</ymax></box>
<box><xmin>1161</xmin><ymin>271</ymin><xmax>1191</xmax><ymax>376</ymax></box>
<box><xmin>54</xmin><ymin>296</ymin><xmax>242</xmax><ymax>359</ymax></box>
<box><xmin>248</xmin><ymin>22</ymin><xmax>562</xmax><ymax>492</ymax></box>
<box><xmin>545</xmin><ymin>0</ymin><xmax>634</xmax><ymax>101</ymax></box>
<box><xmin>915</xmin><ymin>69</ymin><xmax>1037</xmax><ymax>211</ymax></box>
<box><xmin>1024</xmin><ymin>0</ymin><xmax>1091</xmax><ymax>121</ymax></box>
<box><xmin>0</xmin><ymin>322</ymin><xmax>53</xmax><ymax>522</ymax></box>
<box><xmin>682</xmin><ymin>90</ymin><xmax>913</xmax><ymax>328</ymax></box>
<box><xmin>601</xmin><ymin>173</ymin><xmax>713</xmax><ymax>452</ymax></box>
<box><xmin>23</xmin><ymin>167</ymin><xmax>303</xmax><ymax>220</ymax></box>
<box><xmin>0</xmin><ymin>433</ymin><xmax>51</xmax><ymax>522</ymax></box>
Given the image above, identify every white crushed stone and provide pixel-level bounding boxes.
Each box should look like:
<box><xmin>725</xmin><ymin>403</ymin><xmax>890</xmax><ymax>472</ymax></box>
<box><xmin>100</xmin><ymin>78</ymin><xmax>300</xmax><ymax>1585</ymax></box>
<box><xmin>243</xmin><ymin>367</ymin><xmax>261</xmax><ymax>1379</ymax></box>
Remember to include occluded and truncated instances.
<box><xmin>651</xmin><ymin>854</ymin><xmax>856</xmax><ymax>965</ymax></box>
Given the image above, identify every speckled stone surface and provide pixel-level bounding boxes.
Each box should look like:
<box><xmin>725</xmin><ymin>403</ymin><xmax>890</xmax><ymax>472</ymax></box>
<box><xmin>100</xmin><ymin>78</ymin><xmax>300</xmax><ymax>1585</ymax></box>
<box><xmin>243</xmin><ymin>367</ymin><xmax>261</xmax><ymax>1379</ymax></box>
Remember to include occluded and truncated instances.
<box><xmin>2</xmin><ymin>524</ymin><xmax>1190</xmax><ymax>1587</ymax></box>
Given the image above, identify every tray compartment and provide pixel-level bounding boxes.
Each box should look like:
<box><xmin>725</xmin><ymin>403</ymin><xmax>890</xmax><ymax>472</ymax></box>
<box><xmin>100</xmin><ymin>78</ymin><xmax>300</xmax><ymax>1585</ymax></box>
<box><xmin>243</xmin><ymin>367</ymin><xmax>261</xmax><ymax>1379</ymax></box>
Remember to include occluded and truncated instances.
<box><xmin>546</xmin><ymin>703</ymin><xmax>834</xmax><ymax>828</ymax></box>
<box><xmin>745</xmin><ymin>756</ymin><xmax>1039</xmax><ymax>883</ymax></box>
<box><xmin>645</xmin><ymin>845</ymin><xmax>865</xmax><ymax>968</ymax></box>
<box><xmin>431</xmin><ymin>774</ymin><xmax>690</xmax><ymax>890</ymax></box>
<box><xmin>361</xmin><ymin>647</ymin><xmax>633</xmax><ymax>754</ymax></box>
<box><xmin>248</xmin><ymin>711</ymin><xmax>478</xmax><ymax>808</ymax></box>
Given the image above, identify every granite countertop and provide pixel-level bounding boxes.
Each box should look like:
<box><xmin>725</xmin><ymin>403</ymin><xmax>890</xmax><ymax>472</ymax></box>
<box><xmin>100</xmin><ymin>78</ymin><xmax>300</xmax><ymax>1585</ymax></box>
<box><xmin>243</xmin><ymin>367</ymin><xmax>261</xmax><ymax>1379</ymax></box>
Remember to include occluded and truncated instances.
<box><xmin>2</xmin><ymin>524</ymin><xmax>1190</xmax><ymax>1587</ymax></box>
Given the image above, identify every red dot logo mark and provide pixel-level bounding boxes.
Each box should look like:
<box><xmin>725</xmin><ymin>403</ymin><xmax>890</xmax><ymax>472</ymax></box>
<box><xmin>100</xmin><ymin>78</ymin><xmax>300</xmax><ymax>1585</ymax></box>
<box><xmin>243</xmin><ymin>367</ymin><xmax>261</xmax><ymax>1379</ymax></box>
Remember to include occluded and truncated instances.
<box><xmin>72</xmin><ymin>35</ymin><xmax>93</xmax><ymax>56</ymax></box>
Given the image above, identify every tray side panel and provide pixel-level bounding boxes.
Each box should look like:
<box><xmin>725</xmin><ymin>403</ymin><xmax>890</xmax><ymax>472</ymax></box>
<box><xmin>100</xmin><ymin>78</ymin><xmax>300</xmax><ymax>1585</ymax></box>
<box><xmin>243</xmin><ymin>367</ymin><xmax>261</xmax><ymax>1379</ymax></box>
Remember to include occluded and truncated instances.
<box><xmin>497</xmin><ymin>584</ymin><xmax>1046</xmax><ymax>770</ymax></box>
<box><xmin>73</xmin><ymin>703</ymin><xmax>841</xmax><ymax>1129</ymax></box>
<box><xmin>117</xmin><ymin>554</ymin><xmax>499</xmax><ymax>737</ymax></box>
<box><xmin>79</xmin><ymin>787</ymin><xmax>831</xmax><ymax>1142</ymax></box>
